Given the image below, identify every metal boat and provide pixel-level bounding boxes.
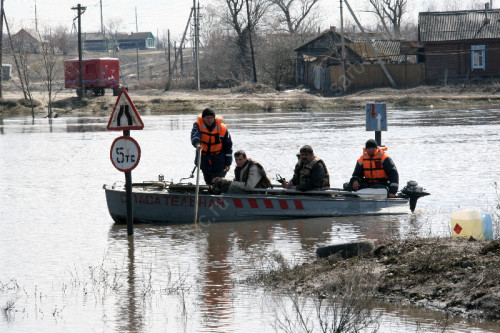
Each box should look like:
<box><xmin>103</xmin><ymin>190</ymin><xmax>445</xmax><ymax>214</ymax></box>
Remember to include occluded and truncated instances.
<box><xmin>103</xmin><ymin>179</ymin><xmax>429</xmax><ymax>224</ymax></box>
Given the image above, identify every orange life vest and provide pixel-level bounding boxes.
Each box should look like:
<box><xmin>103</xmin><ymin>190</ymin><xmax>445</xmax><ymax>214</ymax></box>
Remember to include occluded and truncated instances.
<box><xmin>196</xmin><ymin>116</ymin><xmax>227</xmax><ymax>156</ymax></box>
<box><xmin>357</xmin><ymin>147</ymin><xmax>389</xmax><ymax>183</ymax></box>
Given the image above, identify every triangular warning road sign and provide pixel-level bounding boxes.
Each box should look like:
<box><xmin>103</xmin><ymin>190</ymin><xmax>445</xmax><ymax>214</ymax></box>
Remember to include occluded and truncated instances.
<box><xmin>107</xmin><ymin>88</ymin><xmax>144</xmax><ymax>131</ymax></box>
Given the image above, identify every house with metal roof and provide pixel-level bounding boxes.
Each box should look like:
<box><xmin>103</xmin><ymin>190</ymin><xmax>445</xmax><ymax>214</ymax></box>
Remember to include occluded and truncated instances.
<box><xmin>117</xmin><ymin>32</ymin><xmax>155</xmax><ymax>50</ymax></box>
<box><xmin>293</xmin><ymin>27</ymin><xmax>349</xmax><ymax>87</ymax></box>
<box><xmin>418</xmin><ymin>7</ymin><xmax>500</xmax><ymax>81</ymax></box>
<box><xmin>293</xmin><ymin>27</ymin><xmax>418</xmax><ymax>91</ymax></box>
<box><xmin>83</xmin><ymin>33</ymin><xmax>110</xmax><ymax>52</ymax></box>
<box><xmin>83</xmin><ymin>32</ymin><xmax>155</xmax><ymax>52</ymax></box>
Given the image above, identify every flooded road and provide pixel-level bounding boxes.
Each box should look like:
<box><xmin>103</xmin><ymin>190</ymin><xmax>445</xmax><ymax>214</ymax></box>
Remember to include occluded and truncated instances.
<box><xmin>1</xmin><ymin>108</ymin><xmax>499</xmax><ymax>332</ymax></box>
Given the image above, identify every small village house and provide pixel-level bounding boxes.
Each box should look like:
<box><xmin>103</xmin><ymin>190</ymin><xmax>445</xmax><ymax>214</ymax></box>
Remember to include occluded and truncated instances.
<box><xmin>419</xmin><ymin>6</ymin><xmax>500</xmax><ymax>81</ymax></box>
<box><xmin>83</xmin><ymin>32</ymin><xmax>155</xmax><ymax>52</ymax></box>
<box><xmin>294</xmin><ymin>27</ymin><xmax>423</xmax><ymax>92</ymax></box>
<box><xmin>11</xmin><ymin>29</ymin><xmax>40</xmax><ymax>53</ymax></box>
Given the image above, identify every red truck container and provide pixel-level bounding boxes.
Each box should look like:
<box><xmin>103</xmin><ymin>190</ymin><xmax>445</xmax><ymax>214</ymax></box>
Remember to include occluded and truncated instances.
<box><xmin>64</xmin><ymin>58</ymin><xmax>120</xmax><ymax>97</ymax></box>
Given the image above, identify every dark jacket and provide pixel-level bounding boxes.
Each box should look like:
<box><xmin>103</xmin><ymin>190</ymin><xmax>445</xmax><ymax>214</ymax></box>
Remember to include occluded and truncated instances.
<box><xmin>291</xmin><ymin>157</ymin><xmax>330</xmax><ymax>191</ymax></box>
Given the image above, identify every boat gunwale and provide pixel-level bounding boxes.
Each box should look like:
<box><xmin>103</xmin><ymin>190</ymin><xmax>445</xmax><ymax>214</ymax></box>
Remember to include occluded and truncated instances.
<box><xmin>103</xmin><ymin>184</ymin><xmax>409</xmax><ymax>203</ymax></box>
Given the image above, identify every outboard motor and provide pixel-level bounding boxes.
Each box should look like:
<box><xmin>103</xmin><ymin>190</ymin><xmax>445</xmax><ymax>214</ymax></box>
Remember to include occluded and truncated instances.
<box><xmin>399</xmin><ymin>180</ymin><xmax>430</xmax><ymax>212</ymax></box>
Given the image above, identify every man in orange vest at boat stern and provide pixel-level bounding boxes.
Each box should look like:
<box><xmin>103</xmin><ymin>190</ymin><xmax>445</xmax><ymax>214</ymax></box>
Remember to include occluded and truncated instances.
<box><xmin>349</xmin><ymin>139</ymin><xmax>399</xmax><ymax>198</ymax></box>
<box><xmin>191</xmin><ymin>107</ymin><xmax>233</xmax><ymax>184</ymax></box>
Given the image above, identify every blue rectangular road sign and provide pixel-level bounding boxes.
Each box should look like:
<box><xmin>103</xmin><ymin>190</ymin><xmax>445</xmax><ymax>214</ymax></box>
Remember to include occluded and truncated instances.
<box><xmin>366</xmin><ymin>103</ymin><xmax>387</xmax><ymax>131</ymax></box>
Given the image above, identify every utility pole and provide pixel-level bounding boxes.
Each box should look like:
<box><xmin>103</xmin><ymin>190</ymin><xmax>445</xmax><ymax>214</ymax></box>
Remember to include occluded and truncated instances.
<box><xmin>0</xmin><ymin>0</ymin><xmax>4</xmax><ymax>98</ymax></box>
<box><xmin>100</xmin><ymin>0</ymin><xmax>104</xmax><ymax>34</ymax></box>
<box><xmin>72</xmin><ymin>4</ymin><xmax>86</xmax><ymax>100</ymax></box>
<box><xmin>180</xmin><ymin>45</ymin><xmax>183</xmax><ymax>75</ymax></box>
<box><xmin>168</xmin><ymin>30</ymin><xmax>171</xmax><ymax>79</ymax></box>
<box><xmin>35</xmin><ymin>1</ymin><xmax>38</xmax><ymax>32</ymax></box>
<box><xmin>194</xmin><ymin>0</ymin><xmax>200</xmax><ymax>90</ymax></box>
<box><xmin>245</xmin><ymin>0</ymin><xmax>257</xmax><ymax>83</ymax></box>
<box><xmin>135</xmin><ymin>7</ymin><xmax>138</xmax><ymax>33</ymax></box>
<box><xmin>35</xmin><ymin>0</ymin><xmax>38</xmax><ymax>32</ymax></box>
<box><xmin>340</xmin><ymin>0</ymin><xmax>347</xmax><ymax>92</ymax></box>
<box><xmin>136</xmin><ymin>43</ymin><xmax>140</xmax><ymax>81</ymax></box>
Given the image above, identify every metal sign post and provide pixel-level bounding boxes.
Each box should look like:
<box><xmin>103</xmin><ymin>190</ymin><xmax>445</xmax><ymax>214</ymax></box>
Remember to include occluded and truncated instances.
<box><xmin>365</xmin><ymin>103</ymin><xmax>387</xmax><ymax>146</ymax></box>
<box><xmin>108</xmin><ymin>88</ymin><xmax>144</xmax><ymax>236</ymax></box>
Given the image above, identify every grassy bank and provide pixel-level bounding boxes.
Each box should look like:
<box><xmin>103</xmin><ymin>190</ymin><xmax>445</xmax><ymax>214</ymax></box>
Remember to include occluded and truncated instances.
<box><xmin>2</xmin><ymin>82</ymin><xmax>500</xmax><ymax>117</ymax></box>
<box><xmin>250</xmin><ymin>237</ymin><xmax>500</xmax><ymax>323</ymax></box>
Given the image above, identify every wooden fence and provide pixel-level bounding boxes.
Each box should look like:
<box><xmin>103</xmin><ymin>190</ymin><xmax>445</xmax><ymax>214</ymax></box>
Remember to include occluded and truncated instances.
<box><xmin>329</xmin><ymin>63</ymin><xmax>425</xmax><ymax>92</ymax></box>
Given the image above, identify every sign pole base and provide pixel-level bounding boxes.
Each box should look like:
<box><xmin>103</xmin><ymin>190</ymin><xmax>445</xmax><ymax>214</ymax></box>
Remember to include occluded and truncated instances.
<box><xmin>125</xmin><ymin>171</ymin><xmax>133</xmax><ymax>235</ymax></box>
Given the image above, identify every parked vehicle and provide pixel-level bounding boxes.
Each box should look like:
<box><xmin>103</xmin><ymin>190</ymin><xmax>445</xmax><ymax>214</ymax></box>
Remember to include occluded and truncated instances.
<box><xmin>64</xmin><ymin>58</ymin><xmax>120</xmax><ymax>97</ymax></box>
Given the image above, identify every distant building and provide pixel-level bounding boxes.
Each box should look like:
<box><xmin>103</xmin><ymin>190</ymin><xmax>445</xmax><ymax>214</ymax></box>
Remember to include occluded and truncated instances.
<box><xmin>293</xmin><ymin>27</ymin><xmax>420</xmax><ymax>91</ymax></box>
<box><xmin>11</xmin><ymin>29</ymin><xmax>40</xmax><ymax>53</ymax></box>
<box><xmin>419</xmin><ymin>6</ymin><xmax>500</xmax><ymax>81</ymax></box>
<box><xmin>117</xmin><ymin>32</ymin><xmax>155</xmax><ymax>50</ymax></box>
<box><xmin>83</xmin><ymin>31</ymin><xmax>155</xmax><ymax>52</ymax></box>
<box><xmin>293</xmin><ymin>27</ymin><xmax>349</xmax><ymax>88</ymax></box>
<box><xmin>83</xmin><ymin>33</ymin><xmax>110</xmax><ymax>52</ymax></box>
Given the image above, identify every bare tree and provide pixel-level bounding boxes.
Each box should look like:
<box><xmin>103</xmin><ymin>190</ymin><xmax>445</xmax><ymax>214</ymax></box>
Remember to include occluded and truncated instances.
<box><xmin>104</xmin><ymin>17</ymin><xmax>124</xmax><ymax>56</ymax></box>
<box><xmin>220</xmin><ymin>0</ymin><xmax>270</xmax><ymax>80</ymax></box>
<box><xmin>4</xmin><ymin>16</ymin><xmax>39</xmax><ymax>118</ymax></box>
<box><xmin>267</xmin><ymin>0</ymin><xmax>321</xmax><ymax>34</ymax></box>
<box><xmin>367</xmin><ymin>0</ymin><xmax>408</xmax><ymax>38</ymax></box>
<box><xmin>424</xmin><ymin>0</ymin><xmax>475</xmax><ymax>12</ymax></box>
<box><xmin>52</xmin><ymin>25</ymin><xmax>74</xmax><ymax>56</ymax></box>
<box><xmin>33</xmin><ymin>27</ymin><xmax>64</xmax><ymax>118</ymax></box>
<box><xmin>257</xmin><ymin>34</ymin><xmax>298</xmax><ymax>89</ymax></box>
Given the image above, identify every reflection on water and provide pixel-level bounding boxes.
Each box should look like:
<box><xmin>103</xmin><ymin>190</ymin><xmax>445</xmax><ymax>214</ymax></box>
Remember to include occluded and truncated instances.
<box><xmin>115</xmin><ymin>237</ymin><xmax>143</xmax><ymax>333</ymax></box>
<box><xmin>1</xmin><ymin>108</ymin><xmax>499</xmax><ymax>332</ymax></box>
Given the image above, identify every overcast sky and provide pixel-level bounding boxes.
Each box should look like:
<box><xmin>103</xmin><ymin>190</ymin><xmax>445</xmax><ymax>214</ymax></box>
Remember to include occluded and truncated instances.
<box><xmin>3</xmin><ymin>0</ymin><xmax>496</xmax><ymax>40</ymax></box>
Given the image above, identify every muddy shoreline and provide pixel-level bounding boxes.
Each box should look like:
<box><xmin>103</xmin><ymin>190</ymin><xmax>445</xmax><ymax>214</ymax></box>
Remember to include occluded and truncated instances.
<box><xmin>1</xmin><ymin>84</ymin><xmax>500</xmax><ymax>117</ymax></box>
<box><xmin>252</xmin><ymin>237</ymin><xmax>500</xmax><ymax>322</ymax></box>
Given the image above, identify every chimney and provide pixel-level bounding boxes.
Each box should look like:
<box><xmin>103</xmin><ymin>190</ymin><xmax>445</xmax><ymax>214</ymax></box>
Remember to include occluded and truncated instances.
<box><xmin>330</xmin><ymin>26</ymin><xmax>336</xmax><ymax>32</ymax></box>
<box><xmin>485</xmin><ymin>2</ymin><xmax>489</xmax><ymax>10</ymax></box>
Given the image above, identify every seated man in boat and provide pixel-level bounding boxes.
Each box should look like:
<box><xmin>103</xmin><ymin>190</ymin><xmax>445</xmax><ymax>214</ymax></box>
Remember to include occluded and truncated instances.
<box><xmin>213</xmin><ymin>150</ymin><xmax>272</xmax><ymax>194</ymax></box>
<box><xmin>348</xmin><ymin>139</ymin><xmax>399</xmax><ymax>198</ymax></box>
<box><xmin>191</xmin><ymin>107</ymin><xmax>233</xmax><ymax>184</ymax></box>
<box><xmin>283</xmin><ymin>145</ymin><xmax>330</xmax><ymax>191</ymax></box>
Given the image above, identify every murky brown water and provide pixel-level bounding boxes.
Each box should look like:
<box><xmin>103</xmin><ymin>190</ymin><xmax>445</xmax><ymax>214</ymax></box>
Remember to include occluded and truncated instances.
<box><xmin>1</xmin><ymin>108</ymin><xmax>499</xmax><ymax>332</ymax></box>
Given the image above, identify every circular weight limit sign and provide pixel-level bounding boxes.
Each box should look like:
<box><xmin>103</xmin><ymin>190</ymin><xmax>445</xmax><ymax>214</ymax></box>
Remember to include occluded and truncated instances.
<box><xmin>110</xmin><ymin>136</ymin><xmax>141</xmax><ymax>172</ymax></box>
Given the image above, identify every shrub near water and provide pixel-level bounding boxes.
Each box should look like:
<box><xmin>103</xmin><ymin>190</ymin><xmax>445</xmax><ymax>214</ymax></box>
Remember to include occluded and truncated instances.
<box><xmin>0</xmin><ymin>99</ymin><xmax>42</xmax><ymax>114</ymax></box>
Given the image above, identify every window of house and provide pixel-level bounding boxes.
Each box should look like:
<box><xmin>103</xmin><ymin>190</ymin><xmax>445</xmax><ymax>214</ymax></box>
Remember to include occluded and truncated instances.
<box><xmin>471</xmin><ymin>45</ymin><xmax>485</xmax><ymax>70</ymax></box>
<box><xmin>146</xmin><ymin>38</ymin><xmax>154</xmax><ymax>48</ymax></box>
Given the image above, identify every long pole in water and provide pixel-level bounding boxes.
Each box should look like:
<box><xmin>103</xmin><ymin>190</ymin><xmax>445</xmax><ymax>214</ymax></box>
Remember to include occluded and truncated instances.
<box><xmin>194</xmin><ymin>147</ymin><xmax>202</xmax><ymax>224</ymax></box>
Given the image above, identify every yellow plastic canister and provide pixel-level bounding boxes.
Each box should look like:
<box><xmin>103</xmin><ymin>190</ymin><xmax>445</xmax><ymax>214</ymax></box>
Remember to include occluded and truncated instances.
<box><xmin>450</xmin><ymin>210</ymin><xmax>484</xmax><ymax>239</ymax></box>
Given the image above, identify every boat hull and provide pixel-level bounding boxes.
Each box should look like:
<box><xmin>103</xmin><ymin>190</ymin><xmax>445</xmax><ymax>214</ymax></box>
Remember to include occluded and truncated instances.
<box><xmin>103</xmin><ymin>184</ymin><xmax>410</xmax><ymax>224</ymax></box>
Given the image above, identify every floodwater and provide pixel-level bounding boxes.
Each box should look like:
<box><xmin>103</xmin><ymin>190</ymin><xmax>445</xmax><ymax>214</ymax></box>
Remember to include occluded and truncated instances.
<box><xmin>1</xmin><ymin>107</ymin><xmax>499</xmax><ymax>332</ymax></box>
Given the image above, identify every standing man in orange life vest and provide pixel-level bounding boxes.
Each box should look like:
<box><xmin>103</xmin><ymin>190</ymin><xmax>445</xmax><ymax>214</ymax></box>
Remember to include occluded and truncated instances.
<box><xmin>349</xmin><ymin>139</ymin><xmax>399</xmax><ymax>198</ymax></box>
<box><xmin>191</xmin><ymin>107</ymin><xmax>233</xmax><ymax>185</ymax></box>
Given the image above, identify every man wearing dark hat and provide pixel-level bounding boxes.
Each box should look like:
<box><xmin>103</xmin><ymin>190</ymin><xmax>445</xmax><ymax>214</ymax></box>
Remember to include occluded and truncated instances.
<box><xmin>349</xmin><ymin>139</ymin><xmax>399</xmax><ymax>197</ymax></box>
<box><xmin>283</xmin><ymin>145</ymin><xmax>330</xmax><ymax>191</ymax></box>
<box><xmin>191</xmin><ymin>107</ymin><xmax>233</xmax><ymax>184</ymax></box>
